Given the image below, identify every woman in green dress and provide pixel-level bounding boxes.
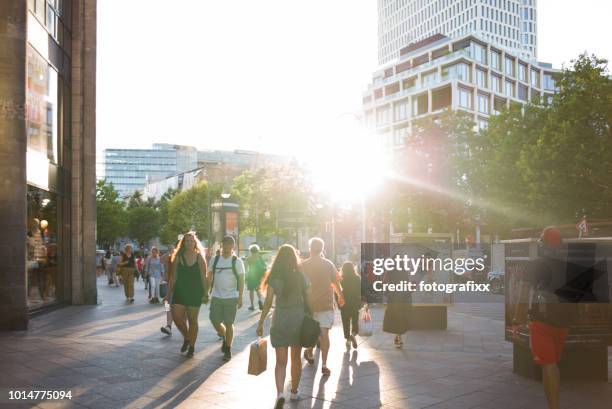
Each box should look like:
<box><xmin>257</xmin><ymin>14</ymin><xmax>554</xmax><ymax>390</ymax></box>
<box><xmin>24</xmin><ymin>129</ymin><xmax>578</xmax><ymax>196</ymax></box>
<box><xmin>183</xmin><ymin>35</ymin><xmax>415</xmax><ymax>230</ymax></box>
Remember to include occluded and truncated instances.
<box><xmin>168</xmin><ymin>232</ymin><xmax>208</xmax><ymax>357</ymax></box>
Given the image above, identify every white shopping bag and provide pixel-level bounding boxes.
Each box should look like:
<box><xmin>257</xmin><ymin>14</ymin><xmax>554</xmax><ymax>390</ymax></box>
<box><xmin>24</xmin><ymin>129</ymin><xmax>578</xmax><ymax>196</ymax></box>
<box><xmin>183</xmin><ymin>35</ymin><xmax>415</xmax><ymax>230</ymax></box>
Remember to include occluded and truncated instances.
<box><xmin>358</xmin><ymin>308</ymin><xmax>374</xmax><ymax>337</ymax></box>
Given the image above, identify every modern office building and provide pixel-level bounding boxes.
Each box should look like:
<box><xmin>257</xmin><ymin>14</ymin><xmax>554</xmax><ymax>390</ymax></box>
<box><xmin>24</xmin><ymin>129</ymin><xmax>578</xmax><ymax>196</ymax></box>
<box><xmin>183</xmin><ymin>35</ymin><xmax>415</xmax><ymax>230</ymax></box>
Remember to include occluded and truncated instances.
<box><xmin>363</xmin><ymin>33</ymin><xmax>558</xmax><ymax>148</ymax></box>
<box><xmin>143</xmin><ymin>149</ymin><xmax>291</xmax><ymax>202</ymax></box>
<box><xmin>0</xmin><ymin>0</ymin><xmax>97</xmax><ymax>329</ymax></box>
<box><xmin>102</xmin><ymin>144</ymin><xmax>198</xmax><ymax>198</ymax></box>
<box><xmin>377</xmin><ymin>0</ymin><xmax>538</xmax><ymax>65</ymax></box>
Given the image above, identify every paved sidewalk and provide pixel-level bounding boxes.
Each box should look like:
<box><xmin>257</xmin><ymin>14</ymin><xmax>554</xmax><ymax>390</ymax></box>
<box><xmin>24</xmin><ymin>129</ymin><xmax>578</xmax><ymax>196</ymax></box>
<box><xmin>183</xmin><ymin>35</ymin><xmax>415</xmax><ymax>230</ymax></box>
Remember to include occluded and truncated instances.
<box><xmin>0</xmin><ymin>277</ymin><xmax>610</xmax><ymax>409</ymax></box>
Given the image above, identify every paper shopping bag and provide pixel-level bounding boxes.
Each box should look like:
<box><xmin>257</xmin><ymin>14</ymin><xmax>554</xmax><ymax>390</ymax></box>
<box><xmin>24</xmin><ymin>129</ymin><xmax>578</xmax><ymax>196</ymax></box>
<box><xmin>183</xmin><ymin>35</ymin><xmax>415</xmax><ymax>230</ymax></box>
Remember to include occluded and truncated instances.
<box><xmin>248</xmin><ymin>338</ymin><xmax>267</xmax><ymax>376</ymax></box>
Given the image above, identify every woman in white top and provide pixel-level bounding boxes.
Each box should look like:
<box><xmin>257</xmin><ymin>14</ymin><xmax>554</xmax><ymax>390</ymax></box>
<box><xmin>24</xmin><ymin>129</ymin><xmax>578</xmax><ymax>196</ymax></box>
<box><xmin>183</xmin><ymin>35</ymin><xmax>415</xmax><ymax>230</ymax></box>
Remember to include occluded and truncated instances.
<box><xmin>145</xmin><ymin>247</ymin><xmax>165</xmax><ymax>304</ymax></box>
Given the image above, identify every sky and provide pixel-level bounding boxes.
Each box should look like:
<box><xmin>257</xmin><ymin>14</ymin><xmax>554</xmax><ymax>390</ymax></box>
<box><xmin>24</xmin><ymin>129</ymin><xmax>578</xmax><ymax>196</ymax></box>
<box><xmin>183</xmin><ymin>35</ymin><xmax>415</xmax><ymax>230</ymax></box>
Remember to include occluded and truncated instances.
<box><xmin>97</xmin><ymin>0</ymin><xmax>612</xmax><ymax>159</ymax></box>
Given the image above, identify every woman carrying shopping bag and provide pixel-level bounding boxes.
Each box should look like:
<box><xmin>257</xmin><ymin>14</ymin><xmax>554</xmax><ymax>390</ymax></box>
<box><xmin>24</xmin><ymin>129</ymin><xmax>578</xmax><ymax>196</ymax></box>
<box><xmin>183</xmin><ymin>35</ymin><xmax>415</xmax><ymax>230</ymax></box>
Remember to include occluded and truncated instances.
<box><xmin>256</xmin><ymin>244</ymin><xmax>312</xmax><ymax>409</ymax></box>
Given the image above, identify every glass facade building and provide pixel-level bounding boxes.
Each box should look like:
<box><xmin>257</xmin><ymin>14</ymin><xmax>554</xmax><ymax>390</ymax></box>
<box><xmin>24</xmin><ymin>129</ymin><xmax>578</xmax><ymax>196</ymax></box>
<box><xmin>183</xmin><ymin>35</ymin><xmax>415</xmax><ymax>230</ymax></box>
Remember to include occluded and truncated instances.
<box><xmin>102</xmin><ymin>145</ymin><xmax>197</xmax><ymax>198</ymax></box>
<box><xmin>0</xmin><ymin>0</ymin><xmax>97</xmax><ymax>329</ymax></box>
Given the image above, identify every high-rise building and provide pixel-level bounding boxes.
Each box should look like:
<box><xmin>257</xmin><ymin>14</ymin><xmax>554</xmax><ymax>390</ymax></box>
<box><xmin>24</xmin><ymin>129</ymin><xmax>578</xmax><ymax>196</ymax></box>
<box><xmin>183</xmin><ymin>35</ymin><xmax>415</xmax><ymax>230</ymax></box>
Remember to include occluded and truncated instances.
<box><xmin>363</xmin><ymin>33</ymin><xmax>558</xmax><ymax>148</ymax></box>
<box><xmin>0</xmin><ymin>0</ymin><xmax>97</xmax><ymax>329</ymax></box>
<box><xmin>377</xmin><ymin>0</ymin><xmax>538</xmax><ymax>65</ymax></box>
<box><xmin>102</xmin><ymin>144</ymin><xmax>198</xmax><ymax>198</ymax></box>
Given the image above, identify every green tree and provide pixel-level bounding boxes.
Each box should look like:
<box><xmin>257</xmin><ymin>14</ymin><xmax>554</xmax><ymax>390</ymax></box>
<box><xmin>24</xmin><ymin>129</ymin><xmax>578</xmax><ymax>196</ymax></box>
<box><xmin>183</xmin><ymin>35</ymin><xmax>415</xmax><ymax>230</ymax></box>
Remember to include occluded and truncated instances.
<box><xmin>127</xmin><ymin>206</ymin><xmax>160</xmax><ymax>247</ymax></box>
<box><xmin>518</xmin><ymin>54</ymin><xmax>612</xmax><ymax>222</ymax></box>
<box><xmin>127</xmin><ymin>190</ymin><xmax>144</xmax><ymax>209</ymax></box>
<box><xmin>96</xmin><ymin>179</ymin><xmax>127</xmax><ymax>248</ymax></box>
<box><xmin>230</xmin><ymin>164</ymin><xmax>316</xmax><ymax>244</ymax></box>
<box><xmin>468</xmin><ymin>53</ymin><xmax>612</xmax><ymax>232</ymax></box>
<box><xmin>390</xmin><ymin>110</ymin><xmax>477</xmax><ymax>234</ymax></box>
<box><xmin>161</xmin><ymin>182</ymin><xmax>215</xmax><ymax>245</ymax></box>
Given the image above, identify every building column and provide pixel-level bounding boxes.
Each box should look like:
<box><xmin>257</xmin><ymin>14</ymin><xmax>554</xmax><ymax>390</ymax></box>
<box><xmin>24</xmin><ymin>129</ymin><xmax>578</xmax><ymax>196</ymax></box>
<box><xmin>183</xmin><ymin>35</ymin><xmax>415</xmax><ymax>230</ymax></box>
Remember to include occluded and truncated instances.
<box><xmin>70</xmin><ymin>0</ymin><xmax>97</xmax><ymax>305</ymax></box>
<box><xmin>0</xmin><ymin>0</ymin><xmax>28</xmax><ymax>329</ymax></box>
<box><xmin>451</xmin><ymin>83</ymin><xmax>459</xmax><ymax>110</ymax></box>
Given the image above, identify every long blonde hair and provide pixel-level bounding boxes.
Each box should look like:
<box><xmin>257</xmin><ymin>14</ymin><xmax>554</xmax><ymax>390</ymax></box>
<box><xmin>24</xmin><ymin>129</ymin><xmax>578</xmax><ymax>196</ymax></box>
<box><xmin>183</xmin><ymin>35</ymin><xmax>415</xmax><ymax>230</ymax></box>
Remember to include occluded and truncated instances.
<box><xmin>170</xmin><ymin>231</ymin><xmax>205</xmax><ymax>264</ymax></box>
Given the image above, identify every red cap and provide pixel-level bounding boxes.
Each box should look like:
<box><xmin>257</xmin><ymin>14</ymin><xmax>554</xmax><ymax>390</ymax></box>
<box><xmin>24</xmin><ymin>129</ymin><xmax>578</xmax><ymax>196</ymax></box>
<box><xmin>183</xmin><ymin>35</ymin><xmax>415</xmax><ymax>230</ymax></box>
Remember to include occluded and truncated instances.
<box><xmin>540</xmin><ymin>226</ymin><xmax>562</xmax><ymax>248</ymax></box>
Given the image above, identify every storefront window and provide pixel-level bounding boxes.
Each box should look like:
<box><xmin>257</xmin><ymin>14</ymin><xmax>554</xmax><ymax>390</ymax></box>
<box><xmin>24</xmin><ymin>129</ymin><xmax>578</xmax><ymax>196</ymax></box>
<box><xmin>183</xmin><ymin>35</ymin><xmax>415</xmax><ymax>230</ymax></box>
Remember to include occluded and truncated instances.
<box><xmin>27</xmin><ymin>186</ymin><xmax>59</xmax><ymax>306</ymax></box>
<box><xmin>27</xmin><ymin>45</ymin><xmax>58</xmax><ymax>164</ymax></box>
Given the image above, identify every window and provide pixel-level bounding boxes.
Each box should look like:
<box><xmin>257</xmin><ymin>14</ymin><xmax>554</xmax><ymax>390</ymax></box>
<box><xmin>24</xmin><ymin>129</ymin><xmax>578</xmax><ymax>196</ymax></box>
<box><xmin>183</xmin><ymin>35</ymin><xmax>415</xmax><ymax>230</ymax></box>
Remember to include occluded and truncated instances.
<box><xmin>421</xmin><ymin>71</ymin><xmax>438</xmax><ymax>86</ymax></box>
<box><xmin>543</xmin><ymin>73</ymin><xmax>556</xmax><ymax>91</ymax></box>
<box><xmin>394</xmin><ymin>99</ymin><xmax>409</xmax><ymax>121</ymax></box>
<box><xmin>518</xmin><ymin>63</ymin><xmax>527</xmax><ymax>82</ymax></box>
<box><xmin>412</xmin><ymin>93</ymin><xmax>429</xmax><ymax>116</ymax></box>
<box><xmin>490</xmin><ymin>50</ymin><xmax>501</xmax><ymax>70</ymax></box>
<box><xmin>471</xmin><ymin>42</ymin><xmax>487</xmax><ymax>64</ymax></box>
<box><xmin>518</xmin><ymin>84</ymin><xmax>528</xmax><ymax>101</ymax></box>
<box><xmin>491</xmin><ymin>74</ymin><xmax>502</xmax><ymax>93</ymax></box>
<box><xmin>459</xmin><ymin>87</ymin><xmax>472</xmax><ymax>109</ymax></box>
<box><xmin>27</xmin><ymin>46</ymin><xmax>59</xmax><ymax>164</ymax></box>
<box><xmin>27</xmin><ymin>186</ymin><xmax>59</xmax><ymax>306</ymax></box>
<box><xmin>505</xmin><ymin>56</ymin><xmax>514</xmax><ymax>76</ymax></box>
<box><xmin>376</xmin><ymin>106</ymin><xmax>391</xmax><ymax>126</ymax></box>
<box><xmin>477</xmin><ymin>118</ymin><xmax>489</xmax><ymax>131</ymax></box>
<box><xmin>478</xmin><ymin>93</ymin><xmax>490</xmax><ymax>114</ymax></box>
<box><xmin>531</xmin><ymin>69</ymin><xmax>540</xmax><ymax>88</ymax></box>
<box><xmin>394</xmin><ymin>127</ymin><xmax>409</xmax><ymax>146</ymax></box>
<box><xmin>505</xmin><ymin>80</ymin><xmax>515</xmax><ymax>97</ymax></box>
<box><xmin>476</xmin><ymin>69</ymin><xmax>488</xmax><ymax>88</ymax></box>
<box><xmin>493</xmin><ymin>97</ymin><xmax>506</xmax><ymax>114</ymax></box>
<box><xmin>442</xmin><ymin>62</ymin><xmax>470</xmax><ymax>82</ymax></box>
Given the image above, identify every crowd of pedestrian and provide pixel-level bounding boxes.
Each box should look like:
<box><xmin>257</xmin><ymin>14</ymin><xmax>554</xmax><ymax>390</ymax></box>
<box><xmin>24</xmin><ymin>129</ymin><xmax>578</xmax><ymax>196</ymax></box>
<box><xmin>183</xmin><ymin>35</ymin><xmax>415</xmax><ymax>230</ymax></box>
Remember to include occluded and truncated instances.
<box><xmin>100</xmin><ymin>226</ymin><xmax>571</xmax><ymax>409</ymax></box>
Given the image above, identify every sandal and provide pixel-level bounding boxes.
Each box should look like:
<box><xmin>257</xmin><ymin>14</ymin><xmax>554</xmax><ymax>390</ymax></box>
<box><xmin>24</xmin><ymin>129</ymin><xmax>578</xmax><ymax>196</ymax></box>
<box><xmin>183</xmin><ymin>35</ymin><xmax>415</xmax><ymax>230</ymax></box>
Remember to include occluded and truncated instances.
<box><xmin>321</xmin><ymin>366</ymin><xmax>331</xmax><ymax>376</ymax></box>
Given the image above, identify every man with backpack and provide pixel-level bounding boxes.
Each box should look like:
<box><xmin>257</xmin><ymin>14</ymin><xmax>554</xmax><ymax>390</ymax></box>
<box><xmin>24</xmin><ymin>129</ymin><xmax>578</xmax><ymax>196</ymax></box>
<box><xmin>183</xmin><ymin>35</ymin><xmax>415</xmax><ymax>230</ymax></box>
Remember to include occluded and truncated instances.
<box><xmin>208</xmin><ymin>235</ymin><xmax>245</xmax><ymax>361</ymax></box>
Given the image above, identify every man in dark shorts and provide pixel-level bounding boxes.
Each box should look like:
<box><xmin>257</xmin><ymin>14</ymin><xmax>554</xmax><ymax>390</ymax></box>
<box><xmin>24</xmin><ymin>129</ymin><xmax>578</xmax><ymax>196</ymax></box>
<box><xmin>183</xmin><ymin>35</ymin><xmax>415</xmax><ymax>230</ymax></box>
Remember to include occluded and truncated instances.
<box><xmin>208</xmin><ymin>236</ymin><xmax>245</xmax><ymax>361</ymax></box>
<box><xmin>518</xmin><ymin>227</ymin><xmax>569</xmax><ymax>409</ymax></box>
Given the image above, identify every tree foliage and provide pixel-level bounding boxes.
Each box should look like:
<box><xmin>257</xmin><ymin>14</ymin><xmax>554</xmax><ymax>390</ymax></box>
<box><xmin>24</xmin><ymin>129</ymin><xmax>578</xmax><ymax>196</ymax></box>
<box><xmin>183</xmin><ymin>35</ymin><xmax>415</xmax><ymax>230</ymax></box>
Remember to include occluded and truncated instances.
<box><xmin>96</xmin><ymin>179</ymin><xmax>127</xmax><ymax>248</ymax></box>
<box><xmin>469</xmin><ymin>54</ymin><xmax>612</xmax><ymax>231</ymax></box>
<box><xmin>230</xmin><ymin>164</ymin><xmax>315</xmax><ymax>243</ymax></box>
<box><xmin>388</xmin><ymin>54</ymin><xmax>612</xmax><ymax>236</ymax></box>
<box><xmin>161</xmin><ymin>182</ymin><xmax>214</xmax><ymax>245</ymax></box>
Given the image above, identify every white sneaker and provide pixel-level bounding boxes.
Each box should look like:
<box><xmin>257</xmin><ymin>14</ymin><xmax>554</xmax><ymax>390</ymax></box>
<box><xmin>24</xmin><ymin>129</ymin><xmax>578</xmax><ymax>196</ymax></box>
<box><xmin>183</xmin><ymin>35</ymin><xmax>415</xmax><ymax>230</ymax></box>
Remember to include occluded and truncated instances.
<box><xmin>290</xmin><ymin>391</ymin><xmax>301</xmax><ymax>401</ymax></box>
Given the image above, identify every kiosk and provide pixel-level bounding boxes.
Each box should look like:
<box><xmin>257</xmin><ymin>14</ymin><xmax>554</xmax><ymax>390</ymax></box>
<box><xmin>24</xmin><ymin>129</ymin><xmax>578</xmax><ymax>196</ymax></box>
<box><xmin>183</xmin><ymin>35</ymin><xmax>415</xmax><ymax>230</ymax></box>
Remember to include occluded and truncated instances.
<box><xmin>503</xmin><ymin>238</ymin><xmax>612</xmax><ymax>381</ymax></box>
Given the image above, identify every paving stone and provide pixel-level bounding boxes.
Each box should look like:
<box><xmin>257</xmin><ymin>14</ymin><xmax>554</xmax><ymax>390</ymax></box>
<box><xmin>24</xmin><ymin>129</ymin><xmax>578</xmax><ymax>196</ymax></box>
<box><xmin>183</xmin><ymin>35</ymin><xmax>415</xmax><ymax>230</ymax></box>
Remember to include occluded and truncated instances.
<box><xmin>0</xmin><ymin>277</ymin><xmax>609</xmax><ymax>409</ymax></box>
